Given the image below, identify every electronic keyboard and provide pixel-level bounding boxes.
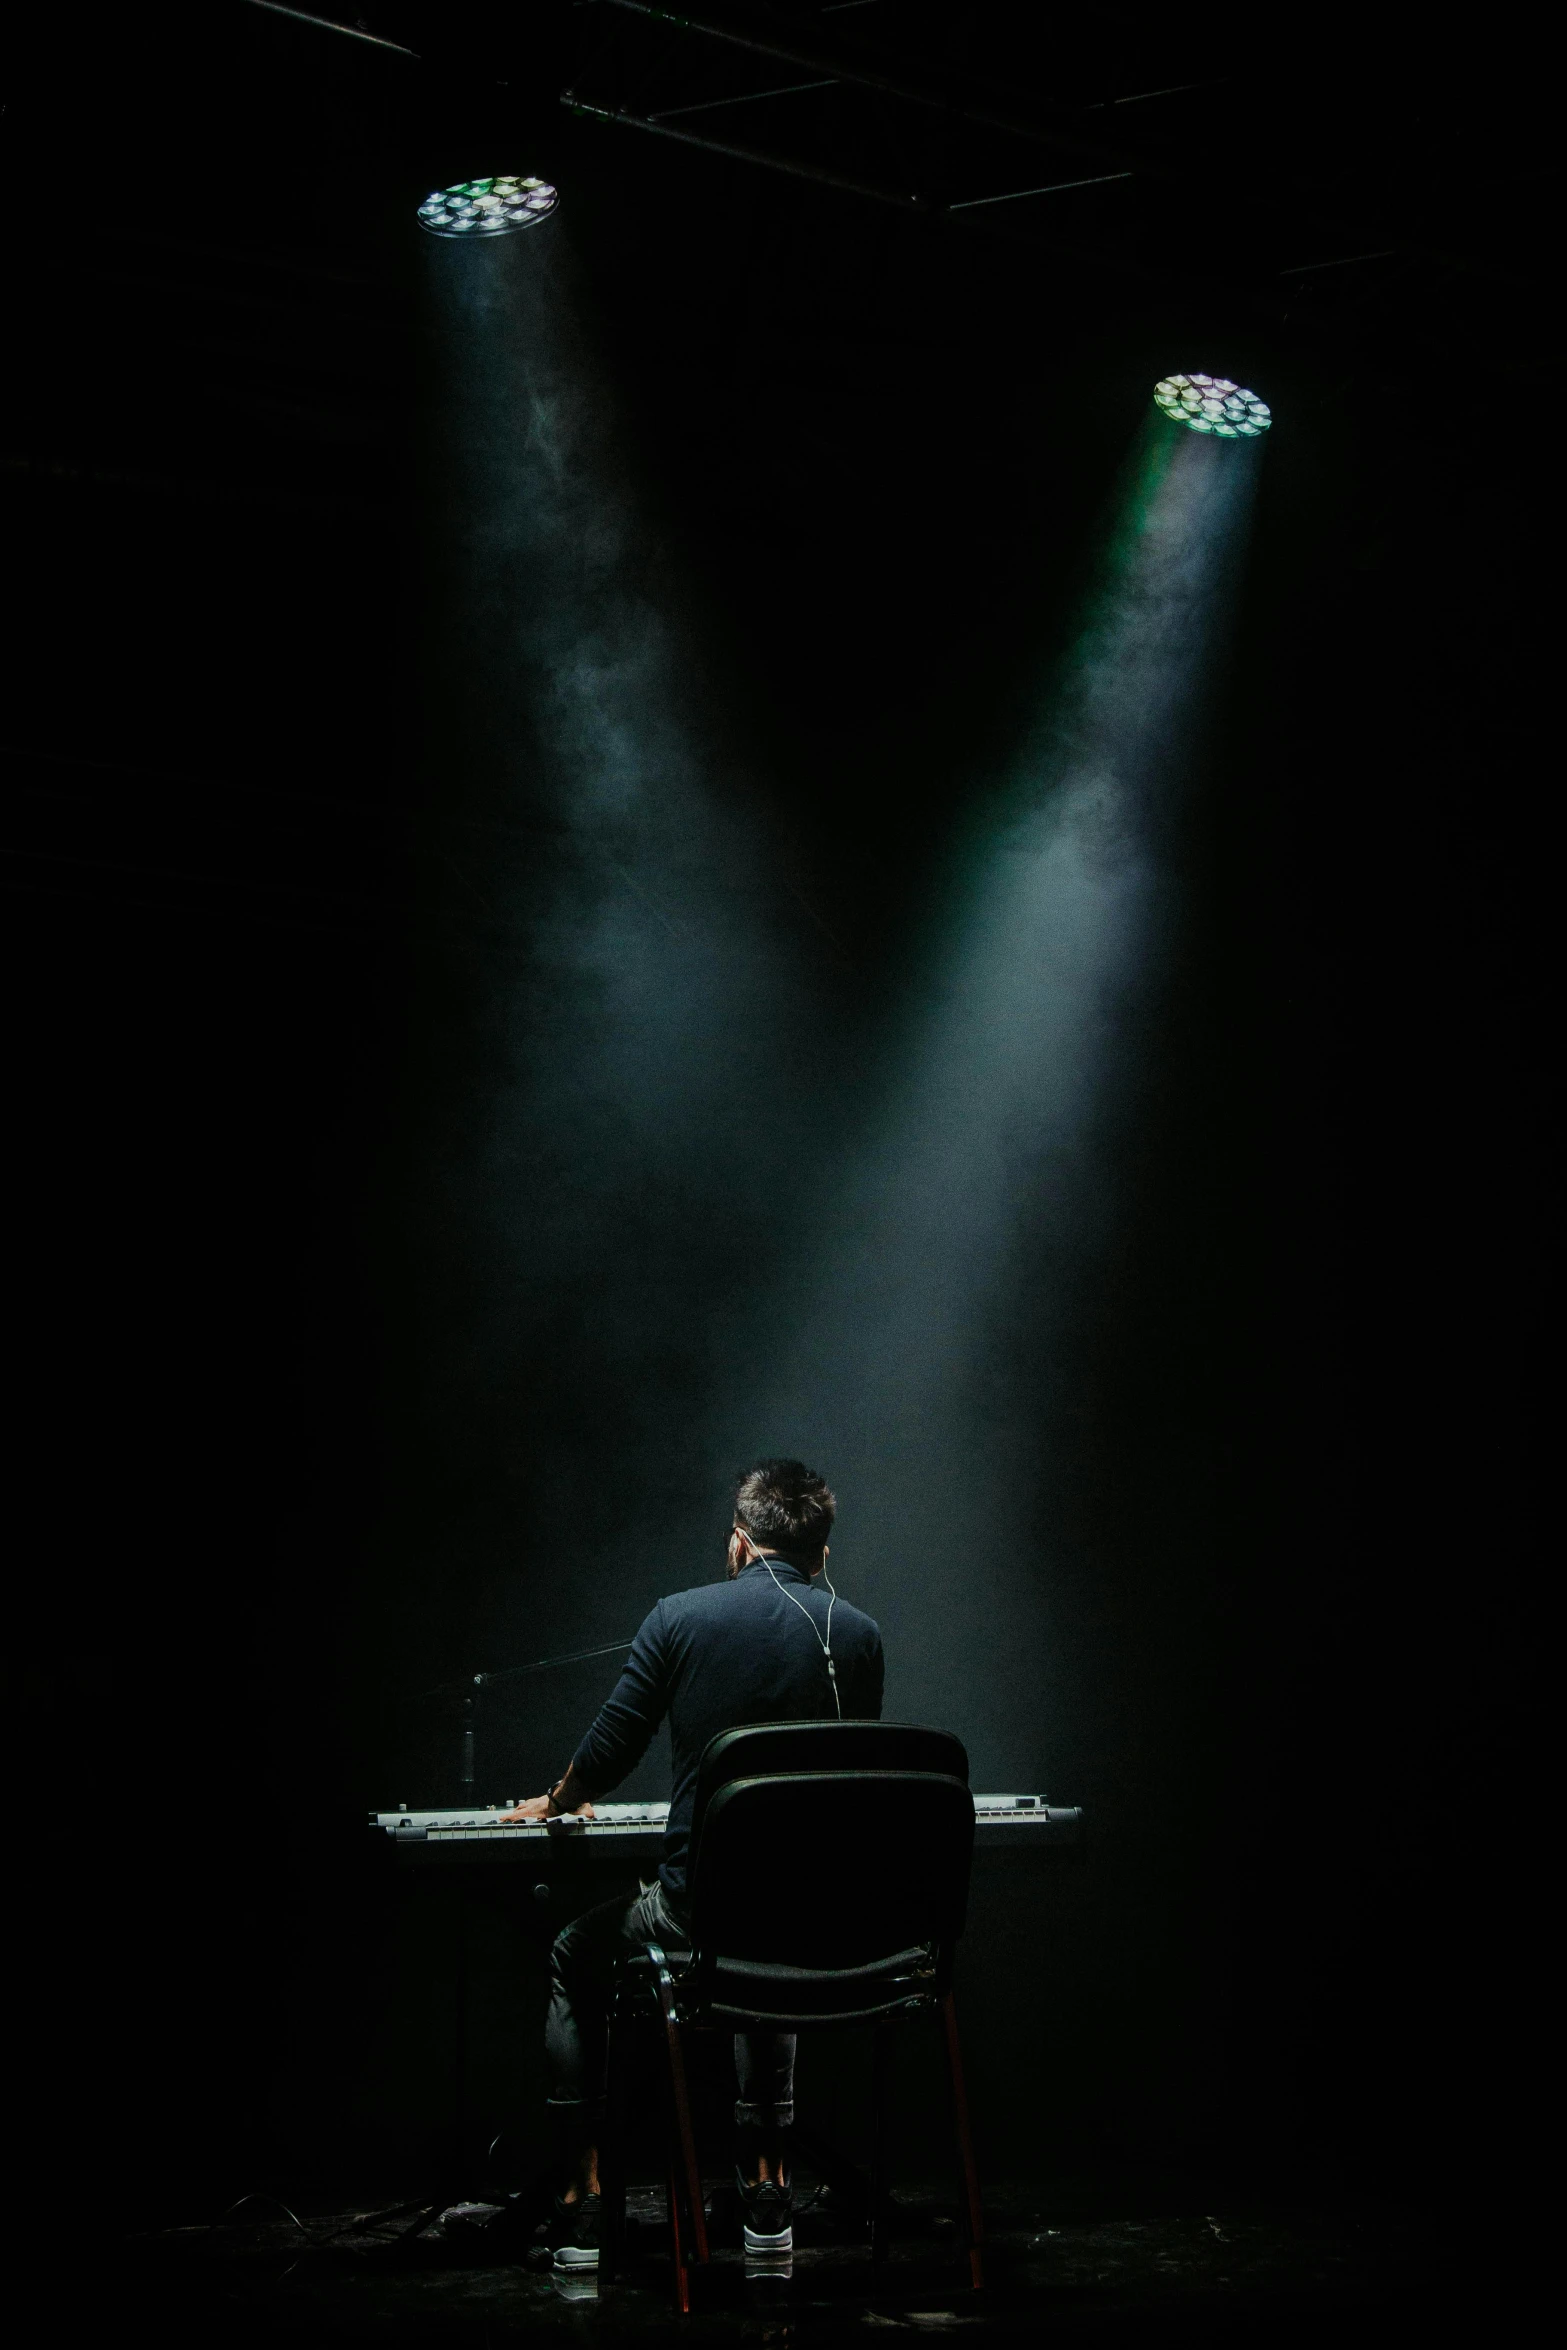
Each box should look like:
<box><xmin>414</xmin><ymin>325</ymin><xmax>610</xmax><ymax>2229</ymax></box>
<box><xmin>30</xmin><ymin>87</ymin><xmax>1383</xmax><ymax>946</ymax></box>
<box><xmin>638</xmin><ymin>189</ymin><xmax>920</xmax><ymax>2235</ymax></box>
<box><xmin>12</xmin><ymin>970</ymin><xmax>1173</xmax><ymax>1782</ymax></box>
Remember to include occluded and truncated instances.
<box><xmin>371</xmin><ymin>1795</ymin><xmax>1082</xmax><ymax>1848</ymax></box>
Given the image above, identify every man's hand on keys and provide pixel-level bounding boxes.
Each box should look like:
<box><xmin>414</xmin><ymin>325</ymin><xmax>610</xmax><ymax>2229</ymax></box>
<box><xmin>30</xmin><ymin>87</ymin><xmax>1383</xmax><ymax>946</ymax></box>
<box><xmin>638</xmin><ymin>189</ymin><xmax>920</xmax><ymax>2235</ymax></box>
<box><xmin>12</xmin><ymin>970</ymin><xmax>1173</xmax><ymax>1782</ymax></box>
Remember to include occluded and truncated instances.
<box><xmin>500</xmin><ymin>1767</ymin><xmax>594</xmax><ymax>1825</ymax></box>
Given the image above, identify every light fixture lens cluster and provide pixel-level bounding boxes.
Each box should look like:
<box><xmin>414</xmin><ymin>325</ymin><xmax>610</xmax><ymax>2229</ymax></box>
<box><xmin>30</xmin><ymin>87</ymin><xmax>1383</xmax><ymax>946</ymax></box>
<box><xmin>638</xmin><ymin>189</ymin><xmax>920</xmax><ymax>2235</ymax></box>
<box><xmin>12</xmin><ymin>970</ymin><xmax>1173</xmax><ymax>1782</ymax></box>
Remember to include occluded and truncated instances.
<box><xmin>1154</xmin><ymin>374</ymin><xmax>1271</xmax><ymax>437</ymax></box>
<box><xmin>417</xmin><ymin>176</ymin><xmax>559</xmax><ymax>238</ymax></box>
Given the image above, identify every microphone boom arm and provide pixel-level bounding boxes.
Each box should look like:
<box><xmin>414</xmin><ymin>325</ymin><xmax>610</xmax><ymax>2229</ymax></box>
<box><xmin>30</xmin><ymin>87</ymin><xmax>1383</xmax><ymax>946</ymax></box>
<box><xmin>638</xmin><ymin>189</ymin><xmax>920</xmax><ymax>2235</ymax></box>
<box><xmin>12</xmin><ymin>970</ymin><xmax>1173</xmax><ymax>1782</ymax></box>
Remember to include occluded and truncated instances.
<box><xmin>472</xmin><ymin>1639</ymin><xmax>635</xmax><ymax>1688</ymax></box>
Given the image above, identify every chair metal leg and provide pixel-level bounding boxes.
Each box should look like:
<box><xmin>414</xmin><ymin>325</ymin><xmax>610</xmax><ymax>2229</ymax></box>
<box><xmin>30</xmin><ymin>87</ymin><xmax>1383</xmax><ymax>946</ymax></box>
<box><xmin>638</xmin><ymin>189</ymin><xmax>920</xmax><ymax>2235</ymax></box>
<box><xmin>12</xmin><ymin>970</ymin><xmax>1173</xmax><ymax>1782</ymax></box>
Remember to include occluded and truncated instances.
<box><xmin>870</xmin><ymin>2028</ymin><xmax>893</xmax><ymax>2264</ymax></box>
<box><xmin>940</xmin><ymin>1991</ymin><xmax>985</xmax><ymax>2291</ymax></box>
<box><xmin>601</xmin><ymin>2005</ymin><xmax>630</xmax><ymax>2282</ymax></box>
<box><xmin>666</xmin><ymin>2151</ymin><xmax>691</xmax><ymax>2314</ymax></box>
<box><xmin>649</xmin><ymin>1941</ymin><xmax>708</xmax><ymax>2301</ymax></box>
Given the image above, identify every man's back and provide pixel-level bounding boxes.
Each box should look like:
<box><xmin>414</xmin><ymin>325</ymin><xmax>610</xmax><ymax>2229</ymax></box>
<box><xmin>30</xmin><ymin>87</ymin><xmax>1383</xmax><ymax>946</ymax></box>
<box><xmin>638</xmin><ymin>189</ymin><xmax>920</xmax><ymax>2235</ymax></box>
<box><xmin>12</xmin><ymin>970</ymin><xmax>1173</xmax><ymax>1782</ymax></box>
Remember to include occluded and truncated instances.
<box><xmin>570</xmin><ymin>1559</ymin><xmax>883</xmax><ymax>1903</ymax></box>
<box><xmin>509</xmin><ymin>1461</ymin><xmax>869</xmax><ymax>2270</ymax></box>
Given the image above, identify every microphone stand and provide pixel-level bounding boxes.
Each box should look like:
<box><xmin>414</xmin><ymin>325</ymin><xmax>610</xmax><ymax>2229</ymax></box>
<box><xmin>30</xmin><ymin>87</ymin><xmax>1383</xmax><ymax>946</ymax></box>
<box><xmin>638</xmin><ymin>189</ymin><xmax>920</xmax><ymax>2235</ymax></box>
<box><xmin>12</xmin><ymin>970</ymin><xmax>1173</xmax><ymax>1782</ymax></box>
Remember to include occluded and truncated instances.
<box><xmin>388</xmin><ymin>1636</ymin><xmax>635</xmax><ymax>2250</ymax></box>
<box><xmin>415</xmin><ymin>1641</ymin><xmax>635</xmax><ymax>1809</ymax></box>
<box><xmin>458</xmin><ymin>1693</ymin><xmax>475</xmax><ymax>1810</ymax></box>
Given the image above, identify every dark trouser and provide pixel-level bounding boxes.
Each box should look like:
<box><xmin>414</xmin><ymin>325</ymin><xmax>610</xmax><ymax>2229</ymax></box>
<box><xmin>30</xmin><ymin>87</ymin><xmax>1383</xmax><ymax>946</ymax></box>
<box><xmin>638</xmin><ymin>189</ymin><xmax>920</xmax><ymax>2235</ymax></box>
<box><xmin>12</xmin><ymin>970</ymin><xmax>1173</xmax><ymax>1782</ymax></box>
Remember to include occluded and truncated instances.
<box><xmin>547</xmin><ymin>1882</ymin><xmax>795</xmax><ymax>2141</ymax></box>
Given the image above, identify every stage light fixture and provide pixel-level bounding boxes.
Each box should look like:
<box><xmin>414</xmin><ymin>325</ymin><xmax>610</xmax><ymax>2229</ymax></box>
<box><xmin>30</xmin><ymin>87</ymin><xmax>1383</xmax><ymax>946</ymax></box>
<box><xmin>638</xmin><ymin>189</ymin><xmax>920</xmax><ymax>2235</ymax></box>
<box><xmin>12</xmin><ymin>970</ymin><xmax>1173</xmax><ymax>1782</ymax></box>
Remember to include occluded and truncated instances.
<box><xmin>1154</xmin><ymin>374</ymin><xmax>1271</xmax><ymax>438</ymax></box>
<box><xmin>417</xmin><ymin>176</ymin><xmax>559</xmax><ymax>238</ymax></box>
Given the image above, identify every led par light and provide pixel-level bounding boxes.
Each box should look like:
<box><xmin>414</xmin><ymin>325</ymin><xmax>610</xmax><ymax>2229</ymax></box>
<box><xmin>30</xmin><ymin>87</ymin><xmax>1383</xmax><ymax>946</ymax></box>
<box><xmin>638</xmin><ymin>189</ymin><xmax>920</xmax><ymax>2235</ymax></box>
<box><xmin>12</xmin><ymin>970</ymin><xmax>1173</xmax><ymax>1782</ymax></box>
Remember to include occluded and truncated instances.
<box><xmin>417</xmin><ymin>176</ymin><xmax>559</xmax><ymax>238</ymax></box>
<box><xmin>1154</xmin><ymin>374</ymin><xmax>1271</xmax><ymax>438</ymax></box>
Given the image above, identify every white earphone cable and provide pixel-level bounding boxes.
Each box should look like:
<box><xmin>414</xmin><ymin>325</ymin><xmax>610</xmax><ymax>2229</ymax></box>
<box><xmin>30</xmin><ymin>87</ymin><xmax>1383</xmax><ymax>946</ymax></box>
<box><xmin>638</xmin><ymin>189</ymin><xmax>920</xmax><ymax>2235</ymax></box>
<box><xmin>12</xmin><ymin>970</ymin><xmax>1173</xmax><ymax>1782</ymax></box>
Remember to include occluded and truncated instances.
<box><xmin>759</xmin><ymin>1553</ymin><xmax>841</xmax><ymax>1720</ymax></box>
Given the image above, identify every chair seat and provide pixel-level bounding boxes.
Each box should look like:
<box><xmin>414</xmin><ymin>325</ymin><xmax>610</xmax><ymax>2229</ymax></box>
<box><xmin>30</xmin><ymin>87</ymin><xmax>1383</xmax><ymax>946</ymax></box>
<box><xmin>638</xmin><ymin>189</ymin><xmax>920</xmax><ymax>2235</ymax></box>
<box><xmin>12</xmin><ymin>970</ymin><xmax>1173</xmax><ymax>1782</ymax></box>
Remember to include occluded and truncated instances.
<box><xmin>619</xmin><ymin>1939</ymin><xmax>943</xmax><ymax>2027</ymax></box>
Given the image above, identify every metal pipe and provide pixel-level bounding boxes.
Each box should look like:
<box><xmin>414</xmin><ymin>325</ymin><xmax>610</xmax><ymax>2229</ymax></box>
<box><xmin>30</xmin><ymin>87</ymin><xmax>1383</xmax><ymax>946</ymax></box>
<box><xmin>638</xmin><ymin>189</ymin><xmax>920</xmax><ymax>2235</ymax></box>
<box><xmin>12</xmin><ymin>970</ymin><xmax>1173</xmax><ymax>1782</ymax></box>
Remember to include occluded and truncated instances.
<box><xmin>562</xmin><ymin>90</ymin><xmax>1292</xmax><ymax>324</ymax></box>
<box><xmin>590</xmin><ymin>0</ymin><xmax>1149</xmax><ymax>179</ymax></box>
<box><xmin>652</xmin><ymin>78</ymin><xmax>837</xmax><ymax>120</ymax></box>
<box><xmin>951</xmin><ymin>171</ymin><xmax>1133</xmax><ymax>212</ymax></box>
<box><xmin>239</xmin><ymin>0</ymin><xmax>419</xmax><ymax>57</ymax></box>
<box><xmin>563</xmin><ymin>94</ymin><xmax>930</xmax><ymax>213</ymax></box>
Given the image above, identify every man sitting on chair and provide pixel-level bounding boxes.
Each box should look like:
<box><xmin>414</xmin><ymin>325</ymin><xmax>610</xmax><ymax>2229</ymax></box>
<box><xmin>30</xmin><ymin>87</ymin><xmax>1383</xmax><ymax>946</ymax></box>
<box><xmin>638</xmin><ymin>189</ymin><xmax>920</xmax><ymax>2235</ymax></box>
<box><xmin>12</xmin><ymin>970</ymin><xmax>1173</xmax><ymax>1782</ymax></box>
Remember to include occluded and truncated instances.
<box><xmin>501</xmin><ymin>1457</ymin><xmax>884</xmax><ymax>2271</ymax></box>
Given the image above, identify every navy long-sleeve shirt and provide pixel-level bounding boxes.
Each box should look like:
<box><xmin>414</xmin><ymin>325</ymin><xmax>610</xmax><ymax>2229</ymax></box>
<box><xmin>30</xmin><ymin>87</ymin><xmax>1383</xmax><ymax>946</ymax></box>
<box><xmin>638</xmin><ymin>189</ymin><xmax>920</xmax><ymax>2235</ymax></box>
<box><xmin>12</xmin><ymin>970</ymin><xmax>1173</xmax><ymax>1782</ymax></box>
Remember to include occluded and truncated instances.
<box><xmin>570</xmin><ymin>1559</ymin><xmax>884</xmax><ymax>1904</ymax></box>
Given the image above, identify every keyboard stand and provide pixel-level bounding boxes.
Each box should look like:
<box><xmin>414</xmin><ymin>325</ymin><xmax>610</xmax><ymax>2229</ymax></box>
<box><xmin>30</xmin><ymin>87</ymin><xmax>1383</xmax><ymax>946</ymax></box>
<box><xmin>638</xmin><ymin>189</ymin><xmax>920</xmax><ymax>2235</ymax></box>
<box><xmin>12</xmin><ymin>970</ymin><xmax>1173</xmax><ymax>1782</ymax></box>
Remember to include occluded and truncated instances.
<box><xmin>385</xmin><ymin>1871</ymin><xmax>475</xmax><ymax>2253</ymax></box>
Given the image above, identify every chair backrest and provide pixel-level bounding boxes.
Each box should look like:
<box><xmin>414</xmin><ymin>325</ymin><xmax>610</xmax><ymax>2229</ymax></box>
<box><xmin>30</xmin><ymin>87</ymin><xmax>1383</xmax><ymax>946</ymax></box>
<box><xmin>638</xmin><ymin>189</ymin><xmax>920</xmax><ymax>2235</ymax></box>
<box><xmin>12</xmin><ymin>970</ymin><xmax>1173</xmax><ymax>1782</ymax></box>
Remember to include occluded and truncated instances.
<box><xmin>692</xmin><ymin>1720</ymin><xmax>969</xmax><ymax>1852</ymax></box>
<box><xmin>686</xmin><ymin>1723</ymin><xmax>975</xmax><ymax>2014</ymax></box>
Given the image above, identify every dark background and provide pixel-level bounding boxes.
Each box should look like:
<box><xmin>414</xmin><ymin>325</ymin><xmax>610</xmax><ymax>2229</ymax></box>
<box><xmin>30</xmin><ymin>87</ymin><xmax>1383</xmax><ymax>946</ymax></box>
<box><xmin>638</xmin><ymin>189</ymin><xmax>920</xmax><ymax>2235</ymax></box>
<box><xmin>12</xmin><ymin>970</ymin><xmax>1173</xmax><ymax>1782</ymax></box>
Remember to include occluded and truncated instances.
<box><xmin>7</xmin><ymin>3</ymin><xmax>1547</xmax><ymax>2222</ymax></box>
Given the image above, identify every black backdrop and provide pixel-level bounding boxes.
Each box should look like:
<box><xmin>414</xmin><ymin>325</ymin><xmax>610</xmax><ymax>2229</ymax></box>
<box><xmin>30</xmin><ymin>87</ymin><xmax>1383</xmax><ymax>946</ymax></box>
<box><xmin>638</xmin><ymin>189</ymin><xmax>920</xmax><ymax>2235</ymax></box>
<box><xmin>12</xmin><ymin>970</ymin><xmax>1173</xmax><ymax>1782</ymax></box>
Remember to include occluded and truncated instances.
<box><xmin>9</xmin><ymin>4</ymin><xmax>1545</xmax><ymax>2221</ymax></box>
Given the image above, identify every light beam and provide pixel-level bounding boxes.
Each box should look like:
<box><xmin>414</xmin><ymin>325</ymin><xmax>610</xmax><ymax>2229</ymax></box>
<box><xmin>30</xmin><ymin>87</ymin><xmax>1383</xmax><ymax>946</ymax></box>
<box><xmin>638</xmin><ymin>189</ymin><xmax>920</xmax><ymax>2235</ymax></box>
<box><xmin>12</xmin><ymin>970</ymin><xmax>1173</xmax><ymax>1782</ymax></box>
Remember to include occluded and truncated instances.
<box><xmin>716</xmin><ymin>418</ymin><xmax>1266</xmax><ymax>1784</ymax></box>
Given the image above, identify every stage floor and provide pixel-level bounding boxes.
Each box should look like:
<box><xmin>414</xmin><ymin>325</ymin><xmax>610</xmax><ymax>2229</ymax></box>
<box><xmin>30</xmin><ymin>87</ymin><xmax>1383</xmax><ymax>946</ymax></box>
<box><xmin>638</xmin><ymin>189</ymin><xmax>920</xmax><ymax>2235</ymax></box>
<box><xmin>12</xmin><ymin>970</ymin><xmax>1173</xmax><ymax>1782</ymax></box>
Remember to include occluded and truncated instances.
<box><xmin>111</xmin><ymin>2179</ymin><xmax>1472</xmax><ymax>2344</ymax></box>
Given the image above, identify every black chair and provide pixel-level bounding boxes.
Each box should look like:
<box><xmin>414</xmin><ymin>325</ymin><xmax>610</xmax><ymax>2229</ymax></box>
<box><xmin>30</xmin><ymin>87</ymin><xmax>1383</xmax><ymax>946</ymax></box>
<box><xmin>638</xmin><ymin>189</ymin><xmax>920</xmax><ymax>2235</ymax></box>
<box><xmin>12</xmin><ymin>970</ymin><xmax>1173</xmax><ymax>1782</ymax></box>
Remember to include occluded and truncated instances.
<box><xmin>600</xmin><ymin>1721</ymin><xmax>984</xmax><ymax>2312</ymax></box>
